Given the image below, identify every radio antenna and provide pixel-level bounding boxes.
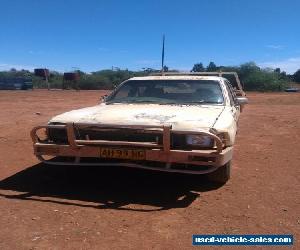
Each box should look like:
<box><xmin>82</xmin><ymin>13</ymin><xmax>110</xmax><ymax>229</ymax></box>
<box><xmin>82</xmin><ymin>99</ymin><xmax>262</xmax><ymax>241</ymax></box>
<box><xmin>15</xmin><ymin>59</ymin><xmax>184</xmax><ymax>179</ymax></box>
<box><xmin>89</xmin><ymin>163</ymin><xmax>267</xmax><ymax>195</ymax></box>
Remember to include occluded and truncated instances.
<box><xmin>161</xmin><ymin>34</ymin><xmax>165</xmax><ymax>75</ymax></box>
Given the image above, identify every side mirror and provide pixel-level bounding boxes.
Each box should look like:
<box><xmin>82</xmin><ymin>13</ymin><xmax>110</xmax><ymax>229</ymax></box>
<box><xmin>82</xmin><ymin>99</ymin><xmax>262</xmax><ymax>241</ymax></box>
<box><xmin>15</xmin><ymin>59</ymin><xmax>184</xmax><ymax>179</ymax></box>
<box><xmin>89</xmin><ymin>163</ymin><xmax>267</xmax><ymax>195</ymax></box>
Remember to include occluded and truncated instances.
<box><xmin>236</xmin><ymin>97</ymin><xmax>249</xmax><ymax>105</ymax></box>
<box><xmin>234</xmin><ymin>89</ymin><xmax>245</xmax><ymax>97</ymax></box>
<box><xmin>100</xmin><ymin>94</ymin><xmax>108</xmax><ymax>102</ymax></box>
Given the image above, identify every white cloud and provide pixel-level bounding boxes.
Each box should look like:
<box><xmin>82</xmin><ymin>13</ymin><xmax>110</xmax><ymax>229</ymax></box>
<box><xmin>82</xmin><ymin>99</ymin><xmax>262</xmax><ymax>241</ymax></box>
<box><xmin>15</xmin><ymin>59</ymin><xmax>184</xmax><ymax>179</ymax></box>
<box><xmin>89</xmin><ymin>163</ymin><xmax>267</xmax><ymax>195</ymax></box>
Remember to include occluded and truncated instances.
<box><xmin>259</xmin><ymin>57</ymin><xmax>300</xmax><ymax>73</ymax></box>
<box><xmin>0</xmin><ymin>63</ymin><xmax>36</xmax><ymax>71</ymax></box>
<box><xmin>266</xmin><ymin>45</ymin><xmax>284</xmax><ymax>50</ymax></box>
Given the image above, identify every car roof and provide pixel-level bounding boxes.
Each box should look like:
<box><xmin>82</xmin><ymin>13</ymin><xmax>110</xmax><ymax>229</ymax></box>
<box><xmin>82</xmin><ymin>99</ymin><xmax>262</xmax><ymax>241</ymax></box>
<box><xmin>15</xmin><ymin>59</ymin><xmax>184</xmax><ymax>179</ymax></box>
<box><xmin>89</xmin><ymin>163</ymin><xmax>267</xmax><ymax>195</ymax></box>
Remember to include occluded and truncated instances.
<box><xmin>129</xmin><ymin>75</ymin><xmax>224</xmax><ymax>81</ymax></box>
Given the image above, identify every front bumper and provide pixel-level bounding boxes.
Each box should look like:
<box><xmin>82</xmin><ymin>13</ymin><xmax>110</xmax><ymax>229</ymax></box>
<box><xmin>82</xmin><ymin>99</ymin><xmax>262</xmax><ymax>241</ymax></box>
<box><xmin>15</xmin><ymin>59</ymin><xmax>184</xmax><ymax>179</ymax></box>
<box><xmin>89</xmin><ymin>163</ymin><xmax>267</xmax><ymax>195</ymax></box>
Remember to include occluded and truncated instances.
<box><xmin>31</xmin><ymin>123</ymin><xmax>233</xmax><ymax>174</ymax></box>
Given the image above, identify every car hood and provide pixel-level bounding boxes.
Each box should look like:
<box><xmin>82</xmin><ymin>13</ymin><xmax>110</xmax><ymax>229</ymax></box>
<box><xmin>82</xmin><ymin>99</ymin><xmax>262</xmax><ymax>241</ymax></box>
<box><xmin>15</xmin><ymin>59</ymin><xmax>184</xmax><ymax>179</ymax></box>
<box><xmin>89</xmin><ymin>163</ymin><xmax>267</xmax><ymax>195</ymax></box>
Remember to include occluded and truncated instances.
<box><xmin>49</xmin><ymin>103</ymin><xmax>224</xmax><ymax>131</ymax></box>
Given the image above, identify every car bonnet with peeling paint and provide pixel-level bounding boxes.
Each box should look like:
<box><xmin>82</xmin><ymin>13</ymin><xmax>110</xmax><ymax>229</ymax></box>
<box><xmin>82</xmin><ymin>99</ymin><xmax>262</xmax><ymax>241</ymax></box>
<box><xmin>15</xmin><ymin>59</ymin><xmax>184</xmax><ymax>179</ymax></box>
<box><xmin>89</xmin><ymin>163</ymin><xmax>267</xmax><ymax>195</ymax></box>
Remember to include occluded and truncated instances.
<box><xmin>31</xmin><ymin>74</ymin><xmax>248</xmax><ymax>183</ymax></box>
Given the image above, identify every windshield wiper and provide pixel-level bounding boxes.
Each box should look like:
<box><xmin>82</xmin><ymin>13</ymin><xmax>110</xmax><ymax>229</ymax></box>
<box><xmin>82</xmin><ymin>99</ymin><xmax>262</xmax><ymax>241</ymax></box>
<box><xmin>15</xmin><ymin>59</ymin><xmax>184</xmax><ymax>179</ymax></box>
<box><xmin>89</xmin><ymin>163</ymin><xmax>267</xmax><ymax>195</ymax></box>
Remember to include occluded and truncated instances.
<box><xmin>186</xmin><ymin>100</ymin><xmax>205</xmax><ymax>103</ymax></box>
<box><xmin>106</xmin><ymin>100</ymin><xmax>157</xmax><ymax>104</ymax></box>
<box><xmin>130</xmin><ymin>100</ymin><xmax>157</xmax><ymax>103</ymax></box>
<box><xmin>105</xmin><ymin>101</ymin><xmax>126</xmax><ymax>104</ymax></box>
<box><xmin>179</xmin><ymin>100</ymin><xmax>222</xmax><ymax>104</ymax></box>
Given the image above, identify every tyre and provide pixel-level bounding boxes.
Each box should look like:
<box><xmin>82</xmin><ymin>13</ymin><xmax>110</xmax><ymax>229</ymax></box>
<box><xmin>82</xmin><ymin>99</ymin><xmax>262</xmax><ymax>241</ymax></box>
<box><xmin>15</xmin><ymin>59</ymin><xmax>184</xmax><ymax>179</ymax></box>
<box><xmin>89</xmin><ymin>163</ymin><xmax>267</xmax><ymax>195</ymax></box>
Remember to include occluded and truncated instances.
<box><xmin>207</xmin><ymin>161</ymin><xmax>231</xmax><ymax>184</ymax></box>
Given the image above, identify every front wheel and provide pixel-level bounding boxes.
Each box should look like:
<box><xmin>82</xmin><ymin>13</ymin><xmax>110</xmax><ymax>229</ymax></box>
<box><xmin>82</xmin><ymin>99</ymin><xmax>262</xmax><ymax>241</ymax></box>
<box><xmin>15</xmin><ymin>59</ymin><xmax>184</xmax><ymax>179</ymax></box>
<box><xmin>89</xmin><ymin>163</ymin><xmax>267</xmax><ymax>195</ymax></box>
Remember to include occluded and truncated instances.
<box><xmin>206</xmin><ymin>161</ymin><xmax>231</xmax><ymax>184</ymax></box>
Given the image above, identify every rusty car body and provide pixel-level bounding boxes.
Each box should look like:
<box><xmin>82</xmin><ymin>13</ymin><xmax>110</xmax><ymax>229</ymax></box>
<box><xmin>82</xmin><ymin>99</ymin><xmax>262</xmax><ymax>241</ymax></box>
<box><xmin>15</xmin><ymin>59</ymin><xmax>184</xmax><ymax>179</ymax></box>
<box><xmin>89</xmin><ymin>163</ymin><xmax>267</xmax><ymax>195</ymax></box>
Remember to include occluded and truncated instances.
<box><xmin>31</xmin><ymin>73</ymin><xmax>248</xmax><ymax>183</ymax></box>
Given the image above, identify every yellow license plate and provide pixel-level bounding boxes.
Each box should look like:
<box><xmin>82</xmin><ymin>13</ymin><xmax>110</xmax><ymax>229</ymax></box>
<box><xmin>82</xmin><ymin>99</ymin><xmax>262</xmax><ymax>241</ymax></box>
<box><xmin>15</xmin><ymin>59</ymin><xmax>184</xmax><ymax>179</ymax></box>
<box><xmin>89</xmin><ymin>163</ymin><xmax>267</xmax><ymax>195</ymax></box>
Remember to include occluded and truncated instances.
<box><xmin>100</xmin><ymin>148</ymin><xmax>145</xmax><ymax>160</ymax></box>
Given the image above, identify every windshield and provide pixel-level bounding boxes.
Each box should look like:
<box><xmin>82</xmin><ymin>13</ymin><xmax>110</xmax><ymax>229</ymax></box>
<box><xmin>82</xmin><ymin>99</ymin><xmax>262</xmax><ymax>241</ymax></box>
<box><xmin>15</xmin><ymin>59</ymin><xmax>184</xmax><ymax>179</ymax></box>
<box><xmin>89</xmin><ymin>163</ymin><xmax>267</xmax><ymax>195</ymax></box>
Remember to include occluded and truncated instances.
<box><xmin>106</xmin><ymin>80</ymin><xmax>224</xmax><ymax>105</ymax></box>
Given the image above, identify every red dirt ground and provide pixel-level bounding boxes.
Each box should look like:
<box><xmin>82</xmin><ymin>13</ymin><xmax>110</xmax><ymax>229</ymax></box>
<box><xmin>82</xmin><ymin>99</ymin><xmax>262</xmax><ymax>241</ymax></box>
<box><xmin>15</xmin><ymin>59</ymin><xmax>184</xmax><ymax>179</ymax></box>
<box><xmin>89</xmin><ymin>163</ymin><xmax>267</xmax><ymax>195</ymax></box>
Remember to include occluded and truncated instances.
<box><xmin>0</xmin><ymin>90</ymin><xmax>299</xmax><ymax>250</ymax></box>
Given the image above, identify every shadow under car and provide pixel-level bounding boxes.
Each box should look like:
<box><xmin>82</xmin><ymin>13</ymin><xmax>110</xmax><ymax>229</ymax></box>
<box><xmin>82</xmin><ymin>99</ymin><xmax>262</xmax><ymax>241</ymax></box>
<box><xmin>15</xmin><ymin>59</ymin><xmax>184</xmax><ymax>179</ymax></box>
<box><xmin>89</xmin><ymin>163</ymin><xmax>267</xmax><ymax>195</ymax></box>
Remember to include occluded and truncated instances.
<box><xmin>0</xmin><ymin>159</ymin><xmax>224</xmax><ymax>211</ymax></box>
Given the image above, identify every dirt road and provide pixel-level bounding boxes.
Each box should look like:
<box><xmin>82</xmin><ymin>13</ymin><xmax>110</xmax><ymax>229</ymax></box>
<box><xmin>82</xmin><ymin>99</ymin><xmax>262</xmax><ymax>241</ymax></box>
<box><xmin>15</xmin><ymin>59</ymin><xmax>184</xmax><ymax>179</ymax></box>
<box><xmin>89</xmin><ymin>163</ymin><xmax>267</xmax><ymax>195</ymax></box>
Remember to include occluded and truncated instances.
<box><xmin>0</xmin><ymin>90</ymin><xmax>299</xmax><ymax>249</ymax></box>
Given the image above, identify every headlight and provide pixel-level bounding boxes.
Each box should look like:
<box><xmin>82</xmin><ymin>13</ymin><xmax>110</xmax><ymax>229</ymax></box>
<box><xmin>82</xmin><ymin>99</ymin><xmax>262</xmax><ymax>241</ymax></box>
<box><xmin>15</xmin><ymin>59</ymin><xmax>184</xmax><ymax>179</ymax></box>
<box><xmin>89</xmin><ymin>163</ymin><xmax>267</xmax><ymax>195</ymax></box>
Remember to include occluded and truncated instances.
<box><xmin>186</xmin><ymin>135</ymin><xmax>214</xmax><ymax>147</ymax></box>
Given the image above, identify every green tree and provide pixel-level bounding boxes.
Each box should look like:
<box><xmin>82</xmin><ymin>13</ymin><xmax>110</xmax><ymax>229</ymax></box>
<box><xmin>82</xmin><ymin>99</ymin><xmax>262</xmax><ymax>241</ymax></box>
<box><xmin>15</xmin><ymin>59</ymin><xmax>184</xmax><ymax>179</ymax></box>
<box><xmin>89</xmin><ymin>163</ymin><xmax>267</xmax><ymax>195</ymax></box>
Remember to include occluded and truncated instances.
<box><xmin>207</xmin><ymin>61</ymin><xmax>217</xmax><ymax>72</ymax></box>
<box><xmin>293</xmin><ymin>69</ymin><xmax>300</xmax><ymax>82</ymax></box>
<box><xmin>274</xmin><ymin>68</ymin><xmax>281</xmax><ymax>73</ymax></box>
<box><xmin>191</xmin><ymin>63</ymin><xmax>205</xmax><ymax>72</ymax></box>
<box><xmin>239</xmin><ymin>62</ymin><xmax>260</xmax><ymax>76</ymax></box>
<box><xmin>74</xmin><ymin>70</ymin><xmax>86</xmax><ymax>76</ymax></box>
<box><xmin>279</xmin><ymin>71</ymin><xmax>287</xmax><ymax>80</ymax></box>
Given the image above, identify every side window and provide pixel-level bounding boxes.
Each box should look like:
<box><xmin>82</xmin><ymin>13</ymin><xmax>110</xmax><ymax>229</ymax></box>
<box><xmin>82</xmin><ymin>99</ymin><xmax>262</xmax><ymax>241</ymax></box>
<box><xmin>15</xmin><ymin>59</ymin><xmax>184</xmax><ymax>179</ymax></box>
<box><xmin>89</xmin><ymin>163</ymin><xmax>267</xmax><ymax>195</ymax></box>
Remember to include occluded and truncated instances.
<box><xmin>228</xmin><ymin>81</ymin><xmax>238</xmax><ymax>104</ymax></box>
<box><xmin>224</xmin><ymin>80</ymin><xmax>235</xmax><ymax>106</ymax></box>
<box><xmin>113</xmin><ymin>84</ymin><xmax>131</xmax><ymax>99</ymax></box>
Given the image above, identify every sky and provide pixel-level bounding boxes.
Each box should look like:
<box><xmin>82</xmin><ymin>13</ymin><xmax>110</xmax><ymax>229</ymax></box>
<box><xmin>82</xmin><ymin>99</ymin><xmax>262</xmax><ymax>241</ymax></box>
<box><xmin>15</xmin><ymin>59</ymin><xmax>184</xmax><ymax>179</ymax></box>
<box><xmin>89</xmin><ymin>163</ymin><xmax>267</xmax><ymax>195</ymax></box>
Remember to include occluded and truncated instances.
<box><xmin>0</xmin><ymin>0</ymin><xmax>299</xmax><ymax>73</ymax></box>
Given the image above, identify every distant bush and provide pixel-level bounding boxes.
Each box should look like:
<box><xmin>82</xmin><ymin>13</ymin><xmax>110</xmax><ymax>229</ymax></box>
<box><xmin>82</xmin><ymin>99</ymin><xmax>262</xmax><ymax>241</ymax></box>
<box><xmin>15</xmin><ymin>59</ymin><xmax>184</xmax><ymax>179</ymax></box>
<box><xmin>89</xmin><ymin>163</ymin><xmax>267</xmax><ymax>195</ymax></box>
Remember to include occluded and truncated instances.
<box><xmin>0</xmin><ymin>63</ymin><xmax>293</xmax><ymax>91</ymax></box>
<box><xmin>191</xmin><ymin>61</ymin><xmax>289</xmax><ymax>91</ymax></box>
<box><xmin>293</xmin><ymin>69</ymin><xmax>300</xmax><ymax>83</ymax></box>
<box><xmin>77</xmin><ymin>70</ymin><xmax>146</xmax><ymax>90</ymax></box>
<box><xmin>242</xmin><ymin>71</ymin><xmax>287</xmax><ymax>91</ymax></box>
<box><xmin>239</xmin><ymin>62</ymin><xmax>287</xmax><ymax>91</ymax></box>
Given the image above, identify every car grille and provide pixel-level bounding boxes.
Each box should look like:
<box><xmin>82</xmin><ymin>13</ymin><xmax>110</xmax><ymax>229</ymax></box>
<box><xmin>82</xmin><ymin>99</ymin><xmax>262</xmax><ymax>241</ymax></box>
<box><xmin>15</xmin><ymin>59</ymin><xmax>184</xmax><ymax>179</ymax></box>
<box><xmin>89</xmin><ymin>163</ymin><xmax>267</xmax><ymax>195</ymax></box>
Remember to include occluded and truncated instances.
<box><xmin>77</xmin><ymin>128</ymin><xmax>162</xmax><ymax>144</ymax></box>
<box><xmin>48</xmin><ymin>127</ymin><xmax>68</xmax><ymax>144</ymax></box>
<box><xmin>48</xmin><ymin>127</ymin><xmax>163</xmax><ymax>145</ymax></box>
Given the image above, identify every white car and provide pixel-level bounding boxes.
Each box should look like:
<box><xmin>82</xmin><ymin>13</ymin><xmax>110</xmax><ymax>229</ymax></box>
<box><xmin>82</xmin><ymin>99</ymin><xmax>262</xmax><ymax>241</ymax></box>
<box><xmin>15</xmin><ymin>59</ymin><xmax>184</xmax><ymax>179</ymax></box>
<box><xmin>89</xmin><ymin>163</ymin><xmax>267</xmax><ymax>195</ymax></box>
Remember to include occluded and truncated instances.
<box><xmin>31</xmin><ymin>73</ymin><xmax>248</xmax><ymax>183</ymax></box>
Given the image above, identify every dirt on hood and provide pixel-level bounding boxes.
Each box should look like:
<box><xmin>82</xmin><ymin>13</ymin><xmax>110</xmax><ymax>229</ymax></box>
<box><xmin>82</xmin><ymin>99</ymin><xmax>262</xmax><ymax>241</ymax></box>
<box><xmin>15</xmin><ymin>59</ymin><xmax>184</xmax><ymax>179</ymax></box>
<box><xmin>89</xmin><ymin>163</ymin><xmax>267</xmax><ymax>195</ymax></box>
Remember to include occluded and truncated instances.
<box><xmin>50</xmin><ymin>103</ymin><xmax>225</xmax><ymax>131</ymax></box>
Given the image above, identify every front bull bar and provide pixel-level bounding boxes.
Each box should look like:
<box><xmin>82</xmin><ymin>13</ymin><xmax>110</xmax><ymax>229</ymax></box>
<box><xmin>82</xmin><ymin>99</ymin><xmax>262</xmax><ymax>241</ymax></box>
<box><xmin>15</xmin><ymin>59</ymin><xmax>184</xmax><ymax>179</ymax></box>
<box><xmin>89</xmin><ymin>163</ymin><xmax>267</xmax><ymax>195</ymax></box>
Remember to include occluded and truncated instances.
<box><xmin>30</xmin><ymin>123</ymin><xmax>232</xmax><ymax>174</ymax></box>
